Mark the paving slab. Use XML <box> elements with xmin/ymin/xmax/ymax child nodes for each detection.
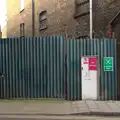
<box><xmin>0</xmin><ymin>100</ymin><xmax>120</xmax><ymax>116</ymax></box>
<box><xmin>76</xmin><ymin>101</ymin><xmax>120</xmax><ymax>116</ymax></box>
<box><xmin>95</xmin><ymin>101</ymin><xmax>112</xmax><ymax>112</ymax></box>
<box><xmin>86</xmin><ymin>101</ymin><xmax>99</xmax><ymax>109</ymax></box>
<box><xmin>76</xmin><ymin>101</ymin><xmax>88</xmax><ymax>109</ymax></box>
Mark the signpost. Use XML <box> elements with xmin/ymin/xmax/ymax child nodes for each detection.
<box><xmin>104</xmin><ymin>57</ymin><xmax>113</xmax><ymax>71</ymax></box>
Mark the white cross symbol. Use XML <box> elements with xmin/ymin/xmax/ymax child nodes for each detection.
<box><xmin>106</xmin><ymin>59</ymin><xmax>111</xmax><ymax>64</ymax></box>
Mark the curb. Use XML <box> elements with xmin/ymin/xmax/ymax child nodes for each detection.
<box><xmin>71</xmin><ymin>112</ymin><xmax>120</xmax><ymax>116</ymax></box>
<box><xmin>0</xmin><ymin>112</ymin><xmax>120</xmax><ymax>116</ymax></box>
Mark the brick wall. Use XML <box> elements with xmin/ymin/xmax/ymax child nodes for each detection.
<box><xmin>93</xmin><ymin>0</ymin><xmax>120</xmax><ymax>37</ymax></box>
<box><xmin>20</xmin><ymin>1</ymin><xmax>32</xmax><ymax>36</ymax></box>
<box><xmin>6</xmin><ymin>0</ymin><xmax>120</xmax><ymax>38</ymax></box>
<box><xmin>34</xmin><ymin>0</ymin><xmax>76</xmax><ymax>38</ymax></box>
<box><xmin>7</xmin><ymin>0</ymin><xmax>32</xmax><ymax>37</ymax></box>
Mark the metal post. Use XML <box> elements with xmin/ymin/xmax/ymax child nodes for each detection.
<box><xmin>90</xmin><ymin>0</ymin><xmax>93</xmax><ymax>39</ymax></box>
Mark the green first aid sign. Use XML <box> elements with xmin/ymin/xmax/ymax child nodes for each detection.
<box><xmin>104</xmin><ymin>57</ymin><xmax>113</xmax><ymax>71</ymax></box>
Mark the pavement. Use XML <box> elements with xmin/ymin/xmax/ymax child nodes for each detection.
<box><xmin>0</xmin><ymin>100</ymin><xmax>120</xmax><ymax>116</ymax></box>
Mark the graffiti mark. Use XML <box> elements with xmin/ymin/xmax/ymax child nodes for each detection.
<box><xmin>84</xmin><ymin>71</ymin><xmax>91</xmax><ymax>80</ymax></box>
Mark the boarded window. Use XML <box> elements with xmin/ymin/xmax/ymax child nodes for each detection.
<box><xmin>75</xmin><ymin>0</ymin><xmax>89</xmax><ymax>18</ymax></box>
<box><xmin>39</xmin><ymin>11</ymin><xmax>47</xmax><ymax>31</ymax></box>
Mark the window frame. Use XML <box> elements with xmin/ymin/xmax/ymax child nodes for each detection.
<box><xmin>74</xmin><ymin>0</ymin><xmax>89</xmax><ymax>18</ymax></box>
<box><xmin>39</xmin><ymin>10</ymin><xmax>48</xmax><ymax>31</ymax></box>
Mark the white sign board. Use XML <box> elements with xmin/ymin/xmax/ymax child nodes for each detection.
<box><xmin>81</xmin><ymin>56</ymin><xmax>98</xmax><ymax>100</ymax></box>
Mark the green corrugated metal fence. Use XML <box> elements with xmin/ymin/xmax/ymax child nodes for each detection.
<box><xmin>0</xmin><ymin>37</ymin><xmax>117</xmax><ymax>100</ymax></box>
<box><xmin>66</xmin><ymin>39</ymin><xmax>117</xmax><ymax>100</ymax></box>
<box><xmin>0</xmin><ymin>36</ymin><xmax>65</xmax><ymax>99</ymax></box>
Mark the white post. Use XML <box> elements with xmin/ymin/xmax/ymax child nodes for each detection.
<box><xmin>90</xmin><ymin>0</ymin><xmax>93</xmax><ymax>39</ymax></box>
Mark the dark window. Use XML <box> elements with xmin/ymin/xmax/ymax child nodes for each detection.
<box><xmin>39</xmin><ymin>11</ymin><xmax>47</xmax><ymax>31</ymax></box>
<box><xmin>74</xmin><ymin>0</ymin><xmax>89</xmax><ymax>18</ymax></box>
<box><xmin>20</xmin><ymin>23</ymin><xmax>25</xmax><ymax>37</ymax></box>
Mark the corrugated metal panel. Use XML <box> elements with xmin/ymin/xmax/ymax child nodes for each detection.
<box><xmin>99</xmin><ymin>39</ymin><xmax>117</xmax><ymax>100</ymax></box>
<box><xmin>66</xmin><ymin>38</ymin><xmax>117</xmax><ymax>100</ymax></box>
<box><xmin>66</xmin><ymin>40</ymin><xmax>82</xmax><ymax>100</ymax></box>
<box><xmin>0</xmin><ymin>37</ymin><xmax>117</xmax><ymax>100</ymax></box>
<box><xmin>0</xmin><ymin>36</ymin><xmax>65</xmax><ymax>99</ymax></box>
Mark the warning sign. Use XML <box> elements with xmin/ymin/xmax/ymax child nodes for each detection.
<box><xmin>88</xmin><ymin>57</ymin><xmax>97</xmax><ymax>70</ymax></box>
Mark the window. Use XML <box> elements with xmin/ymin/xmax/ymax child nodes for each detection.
<box><xmin>20</xmin><ymin>0</ymin><xmax>24</xmax><ymax>11</ymax></box>
<box><xmin>74</xmin><ymin>0</ymin><xmax>89</xmax><ymax>18</ymax></box>
<box><xmin>20</xmin><ymin>23</ymin><xmax>25</xmax><ymax>37</ymax></box>
<box><xmin>39</xmin><ymin>11</ymin><xmax>47</xmax><ymax>30</ymax></box>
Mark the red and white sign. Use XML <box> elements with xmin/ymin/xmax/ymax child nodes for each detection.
<box><xmin>82</xmin><ymin>57</ymin><xmax>97</xmax><ymax>70</ymax></box>
<box><xmin>88</xmin><ymin>57</ymin><xmax>97</xmax><ymax>70</ymax></box>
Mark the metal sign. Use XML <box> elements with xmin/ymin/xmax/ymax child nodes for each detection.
<box><xmin>104</xmin><ymin>57</ymin><xmax>113</xmax><ymax>71</ymax></box>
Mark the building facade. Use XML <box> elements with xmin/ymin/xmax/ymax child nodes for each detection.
<box><xmin>6</xmin><ymin>0</ymin><xmax>120</xmax><ymax>39</ymax></box>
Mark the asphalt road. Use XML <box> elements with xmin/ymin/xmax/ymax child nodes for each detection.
<box><xmin>0</xmin><ymin>117</ymin><xmax>94</xmax><ymax>120</ymax></box>
<box><xmin>0</xmin><ymin>118</ymin><xmax>33</xmax><ymax>120</ymax></box>
<box><xmin>0</xmin><ymin>118</ymin><xmax>86</xmax><ymax>120</ymax></box>
<box><xmin>0</xmin><ymin>118</ymin><xmax>91</xmax><ymax>120</ymax></box>
<box><xmin>0</xmin><ymin>118</ymin><xmax>51</xmax><ymax>120</ymax></box>
<box><xmin>0</xmin><ymin>118</ymin><xmax>37</xmax><ymax>120</ymax></box>
<box><xmin>0</xmin><ymin>116</ymin><xmax>120</xmax><ymax>120</ymax></box>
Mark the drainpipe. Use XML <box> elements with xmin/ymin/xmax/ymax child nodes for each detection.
<box><xmin>90</xmin><ymin>0</ymin><xmax>93</xmax><ymax>39</ymax></box>
<box><xmin>32</xmin><ymin>0</ymin><xmax>35</xmax><ymax>36</ymax></box>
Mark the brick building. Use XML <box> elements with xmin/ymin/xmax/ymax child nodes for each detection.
<box><xmin>3</xmin><ymin>0</ymin><xmax>120</xmax><ymax>99</ymax></box>
<box><xmin>5</xmin><ymin>0</ymin><xmax>120</xmax><ymax>39</ymax></box>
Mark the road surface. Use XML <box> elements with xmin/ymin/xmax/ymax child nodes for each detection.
<box><xmin>0</xmin><ymin>118</ymin><xmax>79</xmax><ymax>120</ymax></box>
<box><xmin>0</xmin><ymin>117</ymin><xmax>120</xmax><ymax>120</ymax></box>
<box><xmin>0</xmin><ymin>115</ymin><xmax>120</xmax><ymax>120</ymax></box>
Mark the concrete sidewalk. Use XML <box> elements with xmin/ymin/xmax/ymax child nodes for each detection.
<box><xmin>0</xmin><ymin>100</ymin><xmax>120</xmax><ymax>116</ymax></box>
